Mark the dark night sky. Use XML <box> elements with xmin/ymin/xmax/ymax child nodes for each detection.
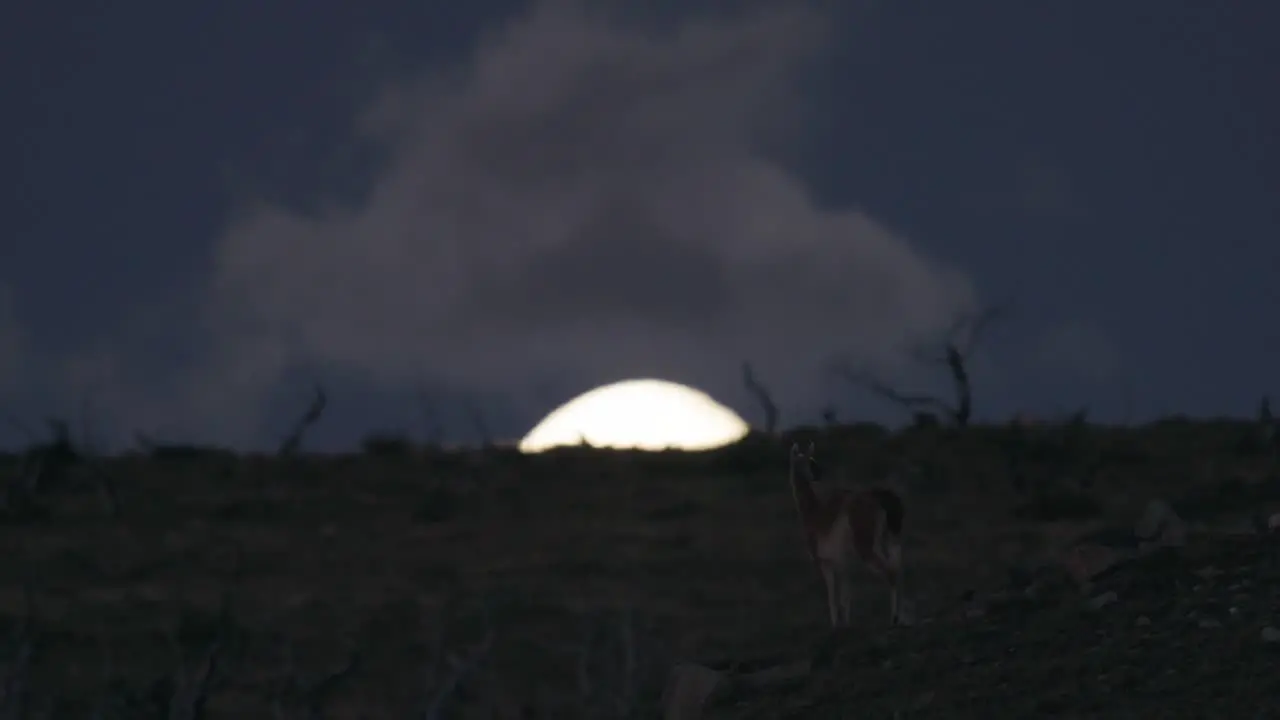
<box><xmin>3</xmin><ymin>0</ymin><xmax>1278</xmax><ymax>450</ymax></box>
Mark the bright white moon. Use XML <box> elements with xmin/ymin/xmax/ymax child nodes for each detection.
<box><xmin>518</xmin><ymin>378</ymin><xmax>750</xmax><ymax>453</ymax></box>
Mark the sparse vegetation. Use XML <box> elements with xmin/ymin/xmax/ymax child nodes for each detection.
<box><xmin>740</xmin><ymin>362</ymin><xmax>779</xmax><ymax>435</ymax></box>
<box><xmin>0</xmin><ymin>416</ymin><xmax>1278</xmax><ymax>715</ymax></box>
<box><xmin>360</xmin><ymin>431</ymin><xmax>415</xmax><ymax>458</ymax></box>
<box><xmin>831</xmin><ymin>305</ymin><xmax>1005</xmax><ymax>428</ymax></box>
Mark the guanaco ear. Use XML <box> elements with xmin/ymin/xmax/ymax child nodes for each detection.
<box><xmin>806</xmin><ymin>440</ymin><xmax>816</xmax><ymax>458</ymax></box>
<box><xmin>789</xmin><ymin>442</ymin><xmax>800</xmax><ymax>457</ymax></box>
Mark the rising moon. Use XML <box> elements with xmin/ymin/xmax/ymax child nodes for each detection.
<box><xmin>518</xmin><ymin>378</ymin><xmax>750</xmax><ymax>452</ymax></box>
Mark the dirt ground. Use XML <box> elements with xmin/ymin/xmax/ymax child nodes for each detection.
<box><xmin>0</xmin><ymin>419</ymin><xmax>1278</xmax><ymax>717</ymax></box>
<box><xmin>702</xmin><ymin>532</ymin><xmax>1280</xmax><ymax>719</ymax></box>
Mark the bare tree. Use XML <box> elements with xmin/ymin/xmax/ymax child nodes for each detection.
<box><xmin>271</xmin><ymin>642</ymin><xmax>359</xmax><ymax>719</ymax></box>
<box><xmin>741</xmin><ymin>362</ymin><xmax>779</xmax><ymax>434</ymax></box>
<box><xmin>831</xmin><ymin>305</ymin><xmax>1004</xmax><ymax>428</ymax></box>
<box><xmin>278</xmin><ymin>385</ymin><xmax>327</xmax><ymax>457</ymax></box>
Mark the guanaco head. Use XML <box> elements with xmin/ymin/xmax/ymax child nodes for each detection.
<box><xmin>789</xmin><ymin>441</ymin><xmax>822</xmax><ymax>483</ymax></box>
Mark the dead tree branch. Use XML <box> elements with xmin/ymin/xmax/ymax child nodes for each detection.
<box><xmin>741</xmin><ymin>363</ymin><xmax>779</xmax><ymax>434</ymax></box>
<box><xmin>271</xmin><ymin>642</ymin><xmax>359</xmax><ymax>720</ymax></box>
<box><xmin>829</xmin><ymin>366</ymin><xmax>956</xmax><ymax>420</ymax></box>
<box><xmin>421</xmin><ymin>599</ymin><xmax>496</xmax><ymax>720</ymax></box>
<box><xmin>832</xmin><ymin>304</ymin><xmax>1005</xmax><ymax>427</ymax></box>
<box><xmin>549</xmin><ymin>607</ymin><xmax>648</xmax><ymax>719</ymax></box>
<box><xmin>278</xmin><ymin>385</ymin><xmax>327</xmax><ymax>457</ymax></box>
<box><xmin>163</xmin><ymin>592</ymin><xmax>231</xmax><ymax>720</ymax></box>
<box><xmin>167</xmin><ymin>631</ymin><xmax>221</xmax><ymax>720</ymax></box>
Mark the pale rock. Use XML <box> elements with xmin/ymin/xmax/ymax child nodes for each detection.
<box><xmin>1136</xmin><ymin>499</ymin><xmax>1187</xmax><ymax>546</ymax></box>
<box><xmin>1086</xmin><ymin>591</ymin><xmax>1118</xmax><ymax>610</ymax></box>
<box><xmin>662</xmin><ymin>663</ymin><xmax>724</xmax><ymax>720</ymax></box>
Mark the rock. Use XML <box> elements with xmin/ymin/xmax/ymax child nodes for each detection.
<box><xmin>662</xmin><ymin>663</ymin><xmax>725</xmax><ymax>720</ymax></box>
<box><xmin>909</xmin><ymin>690</ymin><xmax>936</xmax><ymax>710</ymax></box>
<box><xmin>1136</xmin><ymin>499</ymin><xmax>1187</xmax><ymax>546</ymax></box>
<box><xmin>1135</xmin><ymin>616</ymin><xmax>1151</xmax><ymax>626</ymax></box>
<box><xmin>1086</xmin><ymin>591</ymin><xmax>1118</xmax><ymax>610</ymax></box>
<box><xmin>1197</xmin><ymin>618</ymin><xmax>1222</xmax><ymax>629</ymax></box>
<box><xmin>1063</xmin><ymin>543</ymin><xmax>1132</xmax><ymax>584</ymax></box>
<box><xmin>1261</xmin><ymin>627</ymin><xmax>1280</xmax><ymax>644</ymax></box>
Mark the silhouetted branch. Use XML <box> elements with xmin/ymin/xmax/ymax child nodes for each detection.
<box><xmin>272</xmin><ymin>641</ymin><xmax>359</xmax><ymax>719</ymax></box>
<box><xmin>162</xmin><ymin>592</ymin><xmax>231</xmax><ymax>720</ymax></box>
<box><xmin>421</xmin><ymin>597</ymin><xmax>496</xmax><ymax>720</ymax></box>
<box><xmin>832</xmin><ymin>304</ymin><xmax>1006</xmax><ymax>427</ymax></box>
<box><xmin>544</xmin><ymin>606</ymin><xmax>651</xmax><ymax>719</ymax></box>
<box><xmin>741</xmin><ymin>362</ymin><xmax>779</xmax><ymax>434</ymax></box>
<box><xmin>830</xmin><ymin>365</ymin><xmax>957</xmax><ymax>421</ymax></box>
<box><xmin>278</xmin><ymin>385</ymin><xmax>327</xmax><ymax>457</ymax></box>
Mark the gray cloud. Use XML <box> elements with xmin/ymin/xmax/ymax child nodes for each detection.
<box><xmin>116</xmin><ymin>0</ymin><xmax>978</xmax><ymax>443</ymax></box>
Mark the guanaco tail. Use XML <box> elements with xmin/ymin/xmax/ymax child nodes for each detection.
<box><xmin>789</xmin><ymin>441</ymin><xmax>912</xmax><ymax>628</ymax></box>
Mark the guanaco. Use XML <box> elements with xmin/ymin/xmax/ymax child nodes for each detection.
<box><xmin>788</xmin><ymin>441</ymin><xmax>912</xmax><ymax>628</ymax></box>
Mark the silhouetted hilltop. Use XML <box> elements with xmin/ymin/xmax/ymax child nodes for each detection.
<box><xmin>0</xmin><ymin>418</ymin><xmax>1277</xmax><ymax>716</ymax></box>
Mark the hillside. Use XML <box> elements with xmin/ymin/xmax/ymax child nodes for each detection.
<box><xmin>672</xmin><ymin>531</ymin><xmax>1280</xmax><ymax>719</ymax></box>
<box><xmin>0</xmin><ymin>419</ymin><xmax>1278</xmax><ymax>717</ymax></box>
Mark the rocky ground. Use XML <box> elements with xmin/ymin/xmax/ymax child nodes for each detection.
<box><xmin>1</xmin><ymin>421</ymin><xmax>1279</xmax><ymax>717</ymax></box>
<box><xmin>669</xmin><ymin>524</ymin><xmax>1280</xmax><ymax>719</ymax></box>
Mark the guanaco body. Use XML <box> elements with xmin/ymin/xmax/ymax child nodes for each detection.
<box><xmin>789</xmin><ymin>442</ymin><xmax>911</xmax><ymax>628</ymax></box>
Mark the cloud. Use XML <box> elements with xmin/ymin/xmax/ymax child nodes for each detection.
<box><xmin>1030</xmin><ymin>321</ymin><xmax>1121</xmax><ymax>383</ymax></box>
<box><xmin>157</xmin><ymin>0</ymin><xmax>978</xmax><ymax>442</ymax></box>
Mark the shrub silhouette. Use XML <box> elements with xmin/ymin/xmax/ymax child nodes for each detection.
<box><xmin>360</xmin><ymin>432</ymin><xmax>414</xmax><ymax>457</ymax></box>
